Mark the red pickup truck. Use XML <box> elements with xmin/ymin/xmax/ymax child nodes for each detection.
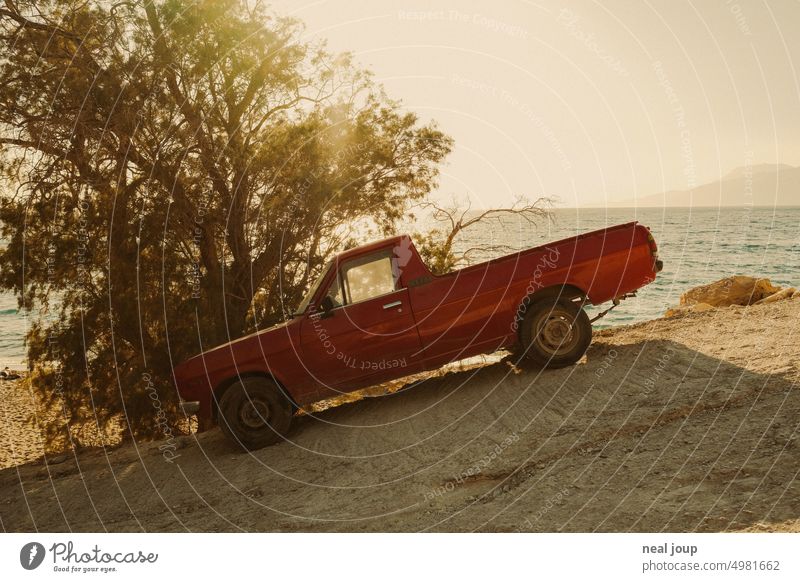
<box><xmin>174</xmin><ymin>222</ymin><xmax>661</xmax><ymax>449</ymax></box>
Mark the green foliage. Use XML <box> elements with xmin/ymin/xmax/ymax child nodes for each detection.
<box><xmin>0</xmin><ymin>0</ymin><xmax>452</xmax><ymax>443</ymax></box>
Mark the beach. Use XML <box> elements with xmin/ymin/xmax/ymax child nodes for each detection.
<box><xmin>1</xmin><ymin>296</ymin><xmax>798</xmax><ymax>532</ymax></box>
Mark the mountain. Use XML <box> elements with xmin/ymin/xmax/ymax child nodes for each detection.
<box><xmin>722</xmin><ymin>163</ymin><xmax>796</xmax><ymax>181</ymax></box>
<box><xmin>610</xmin><ymin>163</ymin><xmax>800</xmax><ymax>207</ymax></box>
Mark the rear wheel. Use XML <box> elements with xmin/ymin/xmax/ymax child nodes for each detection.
<box><xmin>218</xmin><ymin>377</ymin><xmax>293</xmax><ymax>450</ymax></box>
<box><xmin>519</xmin><ymin>298</ymin><xmax>592</xmax><ymax>368</ymax></box>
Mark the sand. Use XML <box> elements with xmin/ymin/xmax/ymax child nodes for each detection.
<box><xmin>0</xmin><ymin>374</ymin><xmax>47</xmax><ymax>470</ymax></box>
<box><xmin>1</xmin><ymin>299</ymin><xmax>798</xmax><ymax>532</ymax></box>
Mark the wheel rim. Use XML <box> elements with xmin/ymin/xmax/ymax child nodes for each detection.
<box><xmin>532</xmin><ymin>306</ymin><xmax>580</xmax><ymax>356</ymax></box>
<box><xmin>239</xmin><ymin>397</ymin><xmax>271</xmax><ymax>429</ymax></box>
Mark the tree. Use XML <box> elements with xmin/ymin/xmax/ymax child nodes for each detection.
<box><xmin>0</xmin><ymin>0</ymin><xmax>452</xmax><ymax>444</ymax></box>
<box><xmin>413</xmin><ymin>195</ymin><xmax>554</xmax><ymax>274</ymax></box>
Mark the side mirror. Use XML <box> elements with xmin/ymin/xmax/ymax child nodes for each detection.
<box><xmin>319</xmin><ymin>295</ymin><xmax>335</xmax><ymax>316</ymax></box>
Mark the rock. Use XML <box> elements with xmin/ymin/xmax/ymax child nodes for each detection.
<box><xmin>793</xmin><ymin>289</ymin><xmax>800</xmax><ymax>299</ymax></box>
<box><xmin>755</xmin><ymin>287</ymin><xmax>796</xmax><ymax>305</ymax></box>
<box><xmin>679</xmin><ymin>276</ymin><xmax>781</xmax><ymax>307</ymax></box>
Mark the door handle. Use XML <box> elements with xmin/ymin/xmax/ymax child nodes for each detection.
<box><xmin>383</xmin><ymin>300</ymin><xmax>402</xmax><ymax>309</ymax></box>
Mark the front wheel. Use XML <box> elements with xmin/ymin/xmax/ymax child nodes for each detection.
<box><xmin>519</xmin><ymin>298</ymin><xmax>592</xmax><ymax>368</ymax></box>
<box><xmin>217</xmin><ymin>377</ymin><xmax>293</xmax><ymax>450</ymax></box>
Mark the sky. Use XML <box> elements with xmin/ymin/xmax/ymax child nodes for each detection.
<box><xmin>268</xmin><ymin>0</ymin><xmax>800</xmax><ymax>207</ymax></box>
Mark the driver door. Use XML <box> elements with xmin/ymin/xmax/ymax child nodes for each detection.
<box><xmin>300</xmin><ymin>249</ymin><xmax>422</xmax><ymax>395</ymax></box>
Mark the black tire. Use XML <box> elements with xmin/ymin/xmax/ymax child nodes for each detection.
<box><xmin>519</xmin><ymin>298</ymin><xmax>592</xmax><ymax>368</ymax></box>
<box><xmin>217</xmin><ymin>377</ymin><xmax>293</xmax><ymax>450</ymax></box>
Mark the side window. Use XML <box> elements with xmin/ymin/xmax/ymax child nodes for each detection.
<box><xmin>342</xmin><ymin>252</ymin><xmax>398</xmax><ymax>304</ymax></box>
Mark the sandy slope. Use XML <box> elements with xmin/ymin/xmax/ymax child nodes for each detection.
<box><xmin>1</xmin><ymin>300</ymin><xmax>798</xmax><ymax>532</ymax></box>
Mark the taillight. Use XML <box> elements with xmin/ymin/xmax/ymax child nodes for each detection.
<box><xmin>646</xmin><ymin>229</ymin><xmax>663</xmax><ymax>272</ymax></box>
<box><xmin>646</xmin><ymin>231</ymin><xmax>658</xmax><ymax>257</ymax></box>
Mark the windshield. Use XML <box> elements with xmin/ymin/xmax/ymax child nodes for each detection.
<box><xmin>293</xmin><ymin>261</ymin><xmax>332</xmax><ymax>316</ymax></box>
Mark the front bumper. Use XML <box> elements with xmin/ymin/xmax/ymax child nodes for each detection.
<box><xmin>179</xmin><ymin>399</ymin><xmax>201</xmax><ymax>415</ymax></box>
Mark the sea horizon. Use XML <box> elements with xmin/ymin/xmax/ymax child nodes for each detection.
<box><xmin>2</xmin><ymin>205</ymin><xmax>799</xmax><ymax>369</ymax></box>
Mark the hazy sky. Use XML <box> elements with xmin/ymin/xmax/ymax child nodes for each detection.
<box><xmin>269</xmin><ymin>0</ymin><xmax>800</xmax><ymax>207</ymax></box>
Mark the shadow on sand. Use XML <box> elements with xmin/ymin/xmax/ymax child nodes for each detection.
<box><xmin>1</xmin><ymin>338</ymin><xmax>797</xmax><ymax>532</ymax></box>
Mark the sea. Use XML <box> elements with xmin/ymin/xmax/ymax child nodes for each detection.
<box><xmin>1</xmin><ymin>206</ymin><xmax>798</xmax><ymax>368</ymax></box>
